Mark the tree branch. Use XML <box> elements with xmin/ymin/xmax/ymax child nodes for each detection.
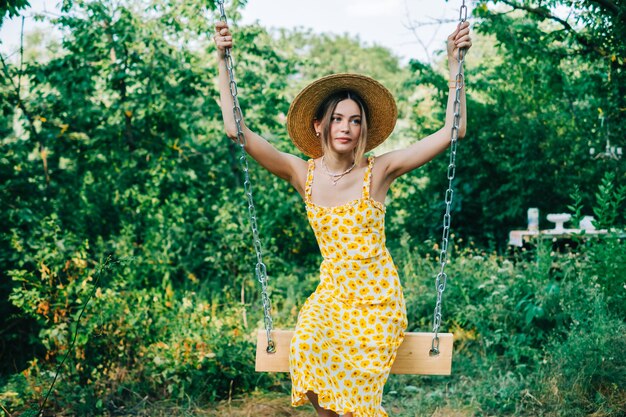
<box><xmin>589</xmin><ymin>0</ymin><xmax>619</xmax><ymax>15</ymax></box>
<box><xmin>497</xmin><ymin>0</ymin><xmax>612</xmax><ymax>61</ymax></box>
<box><xmin>500</xmin><ymin>0</ymin><xmax>573</xmax><ymax>29</ymax></box>
<box><xmin>402</xmin><ymin>0</ymin><xmax>451</xmax><ymax>64</ymax></box>
<box><xmin>0</xmin><ymin>38</ymin><xmax>51</xmax><ymax>184</ymax></box>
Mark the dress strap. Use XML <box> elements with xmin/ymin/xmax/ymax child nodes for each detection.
<box><xmin>362</xmin><ymin>156</ymin><xmax>375</xmax><ymax>200</ymax></box>
<box><xmin>305</xmin><ymin>159</ymin><xmax>315</xmax><ymax>202</ymax></box>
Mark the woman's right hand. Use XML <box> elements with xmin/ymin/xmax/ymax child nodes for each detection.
<box><xmin>214</xmin><ymin>21</ymin><xmax>233</xmax><ymax>59</ymax></box>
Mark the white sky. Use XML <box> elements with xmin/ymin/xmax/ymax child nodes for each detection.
<box><xmin>239</xmin><ymin>0</ymin><xmax>473</xmax><ymax>62</ymax></box>
<box><xmin>0</xmin><ymin>0</ymin><xmax>474</xmax><ymax>63</ymax></box>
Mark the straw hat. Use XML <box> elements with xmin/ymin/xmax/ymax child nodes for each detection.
<box><xmin>287</xmin><ymin>73</ymin><xmax>397</xmax><ymax>158</ymax></box>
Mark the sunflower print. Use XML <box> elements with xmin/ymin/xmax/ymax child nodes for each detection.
<box><xmin>290</xmin><ymin>156</ymin><xmax>408</xmax><ymax>417</ymax></box>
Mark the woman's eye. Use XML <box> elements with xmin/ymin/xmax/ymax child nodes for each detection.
<box><xmin>332</xmin><ymin>117</ymin><xmax>342</xmax><ymax>123</ymax></box>
<box><xmin>351</xmin><ymin>119</ymin><xmax>361</xmax><ymax>125</ymax></box>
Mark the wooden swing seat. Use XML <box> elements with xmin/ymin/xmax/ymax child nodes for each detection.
<box><xmin>255</xmin><ymin>329</ymin><xmax>453</xmax><ymax>375</ymax></box>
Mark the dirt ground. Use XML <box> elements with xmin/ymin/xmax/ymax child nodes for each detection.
<box><xmin>207</xmin><ymin>394</ymin><xmax>473</xmax><ymax>417</ymax></box>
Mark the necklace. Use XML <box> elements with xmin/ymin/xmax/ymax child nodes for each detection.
<box><xmin>321</xmin><ymin>156</ymin><xmax>356</xmax><ymax>186</ymax></box>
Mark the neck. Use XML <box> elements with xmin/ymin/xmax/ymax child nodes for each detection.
<box><xmin>322</xmin><ymin>153</ymin><xmax>355</xmax><ymax>172</ymax></box>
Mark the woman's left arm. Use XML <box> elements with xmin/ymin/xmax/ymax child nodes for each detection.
<box><xmin>380</xmin><ymin>21</ymin><xmax>472</xmax><ymax>181</ymax></box>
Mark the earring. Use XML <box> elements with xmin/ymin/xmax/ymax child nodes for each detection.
<box><xmin>315</xmin><ymin>132</ymin><xmax>320</xmax><ymax>137</ymax></box>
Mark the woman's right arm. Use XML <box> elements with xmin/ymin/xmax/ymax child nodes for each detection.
<box><xmin>214</xmin><ymin>22</ymin><xmax>306</xmax><ymax>190</ymax></box>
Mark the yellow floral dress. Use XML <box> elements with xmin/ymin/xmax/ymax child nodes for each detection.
<box><xmin>290</xmin><ymin>156</ymin><xmax>408</xmax><ymax>417</ymax></box>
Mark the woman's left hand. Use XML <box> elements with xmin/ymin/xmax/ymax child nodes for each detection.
<box><xmin>447</xmin><ymin>21</ymin><xmax>472</xmax><ymax>59</ymax></box>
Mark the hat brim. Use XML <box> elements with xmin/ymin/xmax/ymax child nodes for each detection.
<box><xmin>287</xmin><ymin>73</ymin><xmax>397</xmax><ymax>159</ymax></box>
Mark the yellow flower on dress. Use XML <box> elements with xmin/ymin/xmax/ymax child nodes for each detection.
<box><xmin>290</xmin><ymin>157</ymin><xmax>407</xmax><ymax>417</ymax></box>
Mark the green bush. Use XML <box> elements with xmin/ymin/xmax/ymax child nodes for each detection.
<box><xmin>540</xmin><ymin>307</ymin><xmax>626</xmax><ymax>417</ymax></box>
<box><xmin>384</xmin><ymin>223</ymin><xmax>625</xmax><ymax>416</ymax></box>
<box><xmin>2</xmin><ymin>215</ymin><xmax>271</xmax><ymax>413</ymax></box>
<box><xmin>1</xmin><ymin>1</ymin><xmax>625</xmax><ymax>416</ymax></box>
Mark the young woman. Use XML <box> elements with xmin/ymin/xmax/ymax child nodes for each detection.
<box><xmin>214</xmin><ymin>21</ymin><xmax>471</xmax><ymax>417</ymax></box>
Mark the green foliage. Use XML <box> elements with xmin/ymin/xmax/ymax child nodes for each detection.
<box><xmin>2</xmin><ymin>281</ymin><xmax>265</xmax><ymax>412</ymax></box>
<box><xmin>0</xmin><ymin>0</ymin><xmax>30</xmax><ymax>24</ymax></box>
<box><xmin>384</xmin><ymin>230</ymin><xmax>626</xmax><ymax>416</ymax></box>
<box><xmin>276</xmin><ymin>29</ymin><xmax>408</xmax><ymax>97</ymax></box>
<box><xmin>393</xmin><ymin>0</ymin><xmax>625</xmax><ymax>247</ymax></box>
<box><xmin>542</xmin><ymin>307</ymin><xmax>626</xmax><ymax>417</ymax></box>
<box><xmin>2</xmin><ymin>215</ymin><xmax>269</xmax><ymax>412</ymax></box>
<box><xmin>567</xmin><ymin>185</ymin><xmax>584</xmax><ymax>227</ymax></box>
<box><xmin>1</xmin><ymin>0</ymin><xmax>625</xmax><ymax>415</ymax></box>
<box><xmin>591</xmin><ymin>171</ymin><xmax>626</xmax><ymax>229</ymax></box>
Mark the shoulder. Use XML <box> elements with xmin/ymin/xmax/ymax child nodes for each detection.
<box><xmin>286</xmin><ymin>154</ymin><xmax>311</xmax><ymax>196</ymax></box>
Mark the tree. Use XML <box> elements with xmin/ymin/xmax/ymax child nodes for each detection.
<box><xmin>395</xmin><ymin>0</ymin><xmax>625</xmax><ymax>247</ymax></box>
<box><xmin>0</xmin><ymin>0</ymin><xmax>293</xmax><ymax>382</ymax></box>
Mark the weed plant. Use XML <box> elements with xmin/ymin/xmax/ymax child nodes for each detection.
<box><xmin>1</xmin><ymin>178</ymin><xmax>624</xmax><ymax>416</ymax></box>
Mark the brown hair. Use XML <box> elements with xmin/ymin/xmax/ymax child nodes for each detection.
<box><xmin>314</xmin><ymin>90</ymin><xmax>369</xmax><ymax>164</ymax></box>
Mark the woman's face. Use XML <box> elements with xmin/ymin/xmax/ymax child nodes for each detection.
<box><xmin>327</xmin><ymin>99</ymin><xmax>362</xmax><ymax>155</ymax></box>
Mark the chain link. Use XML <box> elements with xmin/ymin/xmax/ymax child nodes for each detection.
<box><xmin>430</xmin><ymin>0</ymin><xmax>467</xmax><ymax>356</ymax></box>
<box><xmin>216</xmin><ymin>0</ymin><xmax>275</xmax><ymax>354</ymax></box>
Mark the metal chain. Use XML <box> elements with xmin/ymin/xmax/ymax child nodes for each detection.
<box><xmin>216</xmin><ymin>0</ymin><xmax>275</xmax><ymax>354</ymax></box>
<box><xmin>430</xmin><ymin>0</ymin><xmax>467</xmax><ymax>356</ymax></box>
